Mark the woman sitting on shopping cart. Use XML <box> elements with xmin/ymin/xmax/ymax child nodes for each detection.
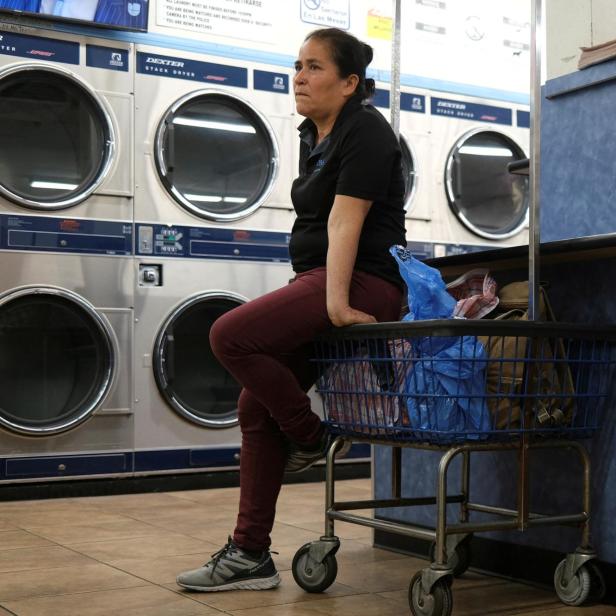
<box><xmin>177</xmin><ymin>26</ymin><xmax>407</xmax><ymax>593</ymax></box>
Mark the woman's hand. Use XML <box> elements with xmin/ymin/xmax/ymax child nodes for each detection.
<box><xmin>328</xmin><ymin>304</ymin><xmax>377</xmax><ymax>327</ymax></box>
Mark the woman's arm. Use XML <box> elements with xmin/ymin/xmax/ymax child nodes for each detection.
<box><xmin>326</xmin><ymin>194</ymin><xmax>376</xmax><ymax>327</ymax></box>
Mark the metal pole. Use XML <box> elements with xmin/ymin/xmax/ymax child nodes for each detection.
<box><xmin>529</xmin><ymin>0</ymin><xmax>542</xmax><ymax>320</ymax></box>
<box><xmin>390</xmin><ymin>0</ymin><xmax>402</xmax><ymax>139</ymax></box>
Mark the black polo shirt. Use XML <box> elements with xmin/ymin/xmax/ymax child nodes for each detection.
<box><xmin>289</xmin><ymin>97</ymin><xmax>406</xmax><ymax>288</ymax></box>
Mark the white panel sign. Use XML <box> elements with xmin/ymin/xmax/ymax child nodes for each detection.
<box><xmin>156</xmin><ymin>0</ymin><xmax>282</xmax><ymax>44</ymax></box>
<box><xmin>300</xmin><ymin>0</ymin><xmax>350</xmax><ymax>30</ymax></box>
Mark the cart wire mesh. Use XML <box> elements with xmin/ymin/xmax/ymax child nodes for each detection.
<box><xmin>314</xmin><ymin>320</ymin><xmax>616</xmax><ymax>445</ymax></box>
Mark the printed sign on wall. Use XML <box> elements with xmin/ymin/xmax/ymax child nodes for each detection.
<box><xmin>300</xmin><ymin>0</ymin><xmax>350</xmax><ymax>30</ymax></box>
<box><xmin>157</xmin><ymin>0</ymin><xmax>281</xmax><ymax>44</ymax></box>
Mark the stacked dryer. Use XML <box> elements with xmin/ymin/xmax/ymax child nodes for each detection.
<box><xmin>132</xmin><ymin>43</ymin><xmax>296</xmax><ymax>474</ymax></box>
<box><xmin>427</xmin><ymin>91</ymin><xmax>530</xmax><ymax>253</ymax></box>
<box><xmin>0</xmin><ymin>24</ymin><xmax>134</xmax><ymax>482</ymax></box>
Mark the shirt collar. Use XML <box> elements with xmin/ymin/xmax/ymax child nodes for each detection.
<box><xmin>297</xmin><ymin>96</ymin><xmax>364</xmax><ymax>145</ymax></box>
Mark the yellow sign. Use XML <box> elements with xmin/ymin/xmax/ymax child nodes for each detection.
<box><xmin>367</xmin><ymin>10</ymin><xmax>392</xmax><ymax>41</ymax></box>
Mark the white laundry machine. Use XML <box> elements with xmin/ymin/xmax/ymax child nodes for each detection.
<box><xmin>427</xmin><ymin>91</ymin><xmax>530</xmax><ymax>256</ymax></box>
<box><xmin>0</xmin><ymin>22</ymin><xmax>136</xmax><ymax>483</ymax></box>
<box><xmin>132</xmin><ymin>43</ymin><xmax>297</xmax><ymax>474</ymax></box>
<box><xmin>0</xmin><ymin>241</ymin><xmax>134</xmax><ymax>484</ymax></box>
<box><xmin>0</xmin><ymin>23</ymin><xmax>133</xmax><ymax>220</ymax></box>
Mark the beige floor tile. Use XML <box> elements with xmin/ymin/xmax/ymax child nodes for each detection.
<box><xmin>0</xmin><ymin>562</ymin><xmax>144</xmax><ymax>601</ymax></box>
<box><xmin>3</xmin><ymin>509</ymin><xmax>128</xmax><ymax>528</ymax></box>
<box><xmin>334</xmin><ymin>554</ymin><xmax>426</xmax><ymax>592</ymax></box>
<box><xmin>73</xmin><ymin>492</ymin><xmax>199</xmax><ymax>511</ymax></box>
<box><xmin>117</xmin><ymin>503</ymin><xmax>237</xmax><ymax>527</ymax></box>
<box><xmin>2</xmin><ymin>585</ymin><xmax>223</xmax><ymax>616</ymax></box>
<box><xmin>0</xmin><ymin>607</ymin><xmax>13</xmax><ymax>615</ymax></box>
<box><xmin>0</xmin><ymin>520</ymin><xmax>18</xmax><ymax>532</ymax></box>
<box><xmin>0</xmin><ymin>530</ymin><xmax>55</xmax><ymax>550</ymax></box>
<box><xmin>108</xmin><ymin>551</ymin><xmax>218</xmax><ymax>585</ymax></box>
<box><xmin>379</xmin><ymin>580</ymin><xmax>560</xmax><ymax>615</ymax></box>
<box><xmin>68</xmin><ymin>532</ymin><xmax>219</xmax><ymax>562</ymax></box>
<box><xmin>293</xmin><ymin>519</ymin><xmax>374</xmax><ymax>542</ymax></box>
<box><xmin>0</xmin><ymin>545</ymin><xmax>96</xmax><ymax>574</ymax></box>
<box><xmin>24</xmin><ymin>519</ymin><xmax>165</xmax><ymax>545</ymax></box>
<box><xmin>169</xmin><ymin>570</ymin><xmax>360</xmax><ymax>612</ymax></box>
<box><xmin>227</xmin><ymin>592</ymin><xmax>402</xmax><ymax>616</ymax></box>
<box><xmin>272</xmin><ymin>538</ymin><xmax>410</xmax><ymax>573</ymax></box>
<box><xmin>518</xmin><ymin>605</ymin><xmax>616</xmax><ymax>615</ymax></box>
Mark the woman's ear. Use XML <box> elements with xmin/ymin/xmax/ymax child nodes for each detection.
<box><xmin>343</xmin><ymin>74</ymin><xmax>359</xmax><ymax>96</ymax></box>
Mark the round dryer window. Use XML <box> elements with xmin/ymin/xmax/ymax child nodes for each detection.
<box><xmin>0</xmin><ymin>289</ymin><xmax>115</xmax><ymax>435</ymax></box>
<box><xmin>445</xmin><ymin>130</ymin><xmax>529</xmax><ymax>239</ymax></box>
<box><xmin>0</xmin><ymin>65</ymin><xmax>115</xmax><ymax>210</ymax></box>
<box><xmin>155</xmin><ymin>90</ymin><xmax>279</xmax><ymax>222</ymax></box>
<box><xmin>400</xmin><ymin>136</ymin><xmax>417</xmax><ymax>212</ymax></box>
<box><xmin>153</xmin><ymin>293</ymin><xmax>244</xmax><ymax>428</ymax></box>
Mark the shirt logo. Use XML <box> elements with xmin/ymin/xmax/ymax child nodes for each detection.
<box><xmin>312</xmin><ymin>158</ymin><xmax>326</xmax><ymax>173</ymax></box>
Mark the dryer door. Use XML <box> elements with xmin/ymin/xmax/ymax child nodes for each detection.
<box><xmin>155</xmin><ymin>90</ymin><xmax>279</xmax><ymax>223</ymax></box>
<box><xmin>445</xmin><ymin>129</ymin><xmax>529</xmax><ymax>240</ymax></box>
<box><xmin>0</xmin><ymin>288</ymin><xmax>115</xmax><ymax>435</ymax></box>
<box><xmin>153</xmin><ymin>292</ymin><xmax>243</xmax><ymax>428</ymax></box>
<box><xmin>400</xmin><ymin>135</ymin><xmax>417</xmax><ymax>213</ymax></box>
<box><xmin>0</xmin><ymin>64</ymin><xmax>115</xmax><ymax>210</ymax></box>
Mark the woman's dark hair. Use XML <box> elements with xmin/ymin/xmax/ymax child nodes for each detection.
<box><xmin>305</xmin><ymin>28</ymin><xmax>376</xmax><ymax>101</ymax></box>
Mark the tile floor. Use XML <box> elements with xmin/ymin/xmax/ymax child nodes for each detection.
<box><xmin>0</xmin><ymin>478</ymin><xmax>614</xmax><ymax>615</ymax></box>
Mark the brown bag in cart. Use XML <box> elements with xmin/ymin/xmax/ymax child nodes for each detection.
<box><xmin>478</xmin><ymin>282</ymin><xmax>575</xmax><ymax>430</ymax></box>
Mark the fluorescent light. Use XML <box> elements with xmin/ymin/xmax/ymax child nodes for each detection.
<box><xmin>30</xmin><ymin>181</ymin><xmax>79</xmax><ymax>190</ymax></box>
<box><xmin>458</xmin><ymin>146</ymin><xmax>513</xmax><ymax>157</ymax></box>
<box><xmin>184</xmin><ymin>194</ymin><xmax>222</xmax><ymax>202</ymax></box>
<box><xmin>173</xmin><ymin>117</ymin><xmax>256</xmax><ymax>134</ymax></box>
<box><xmin>184</xmin><ymin>194</ymin><xmax>248</xmax><ymax>204</ymax></box>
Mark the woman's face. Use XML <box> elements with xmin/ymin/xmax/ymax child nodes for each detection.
<box><xmin>293</xmin><ymin>37</ymin><xmax>357</xmax><ymax>123</ymax></box>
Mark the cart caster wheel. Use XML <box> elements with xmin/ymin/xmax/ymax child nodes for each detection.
<box><xmin>292</xmin><ymin>543</ymin><xmax>338</xmax><ymax>593</ymax></box>
<box><xmin>554</xmin><ymin>559</ymin><xmax>592</xmax><ymax>606</ymax></box>
<box><xmin>587</xmin><ymin>560</ymin><xmax>606</xmax><ymax>603</ymax></box>
<box><xmin>429</xmin><ymin>537</ymin><xmax>471</xmax><ymax>577</ymax></box>
<box><xmin>409</xmin><ymin>572</ymin><xmax>453</xmax><ymax>616</ymax></box>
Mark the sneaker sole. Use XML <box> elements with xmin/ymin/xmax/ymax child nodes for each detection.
<box><xmin>177</xmin><ymin>572</ymin><xmax>281</xmax><ymax>592</ymax></box>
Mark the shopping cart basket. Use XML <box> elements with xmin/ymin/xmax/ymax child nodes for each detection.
<box><xmin>291</xmin><ymin>319</ymin><xmax>616</xmax><ymax>616</ymax></box>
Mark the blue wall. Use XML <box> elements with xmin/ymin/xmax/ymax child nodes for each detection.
<box><xmin>540</xmin><ymin>59</ymin><xmax>616</xmax><ymax>242</ymax></box>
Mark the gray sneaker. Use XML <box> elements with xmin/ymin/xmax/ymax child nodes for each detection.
<box><xmin>176</xmin><ymin>537</ymin><xmax>280</xmax><ymax>592</ymax></box>
<box><xmin>285</xmin><ymin>433</ymin><xmax>351</xmax><ymax>473</ymax></box>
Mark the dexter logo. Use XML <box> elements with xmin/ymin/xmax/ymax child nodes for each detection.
<box><xmin>28</xmin><ymin>49</ymin><xmax>55</xmax><ymax>57</ymax></box>
<box><xmin>146</xmin><ymin>57</ymin><xmax>184</xmax><ymax>68</ymax></box>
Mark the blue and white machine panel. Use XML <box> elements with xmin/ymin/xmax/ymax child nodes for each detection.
<box><xmin>86</xmin><ymin>44</ymin><xmax>129</xmax><ymax>72</ymax></box>
<box><xmin>136</xmin><ymin>51</ymin><xmax>247</xmax><ymax>87</ymax></box>
<box><xmin>0</xmin><ymin>30</ymin><xmax>79</xmax><ymax>64</ymax></box>
<box><xmin>0</xmin><ymin>214</ymin><xmax>133</xmax><ymax>255</ymax></box>
<box><xmin>371</xmin><ymin>89</ymin><xmax>426</xmax><ymax>114</ymax></box>
<box><xmin>136</xmin><ymin>223</ymin><xmax>291</xmax><ymax>263</ymax></box>
<box><xmin>431</xmin><ymin>96</ymin><xmax>512</xmax><ymax>125</ymax></box>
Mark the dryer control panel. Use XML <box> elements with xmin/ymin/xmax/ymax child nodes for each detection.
<box><xmin>136</xmin><ymin>223</ymin><xmax>291</xmax><ymax>263</ymax></box>
<box><xmin>0</xmin><ymin>214</ymin><xmax>133</xmax><ymax>256</ymax></box>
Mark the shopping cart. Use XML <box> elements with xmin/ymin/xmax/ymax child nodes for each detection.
<box><xmin>290</xmin><ymin>319</ymin><xmax>616</xmax><ymax>616</ymax></box>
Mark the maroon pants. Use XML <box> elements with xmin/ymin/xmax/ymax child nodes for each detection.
<box><xmin>209</xmin><ymin>266</ymin><xmax>402</xmax><ymax>551</ymax></box>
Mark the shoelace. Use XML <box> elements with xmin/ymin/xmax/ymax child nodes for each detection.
<box><xmin>207</xmin><ymin>536</ymin><xmax>236</xmax><ymax>574</ymax></box>
<box><xmin>205</xmin><ymin>537</ymin><xmax>278</xmax><ymax>573</ymax></box>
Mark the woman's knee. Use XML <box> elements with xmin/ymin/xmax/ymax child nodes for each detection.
<box><xmin>209</xmin><ymin>309</ymin><xmax>239</xmax><ymax>360</ymax></box>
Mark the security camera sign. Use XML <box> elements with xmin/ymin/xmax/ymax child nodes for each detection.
<box><xmin>300</xmin><ymin>0</ymin><xmax>350</xmax><ymax>30</ymax></box>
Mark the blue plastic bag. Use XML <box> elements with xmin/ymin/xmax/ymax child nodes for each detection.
<box><xmin>390</xmin><ymin>246</ymin><xmax>490</xmax><ymax>436</ymax></box>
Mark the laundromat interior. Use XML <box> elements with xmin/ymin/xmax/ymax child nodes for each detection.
<box><xmin>2</xmin><ymin>1</ymin><xmax>616</xmax><ymax>614</ymax></box>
